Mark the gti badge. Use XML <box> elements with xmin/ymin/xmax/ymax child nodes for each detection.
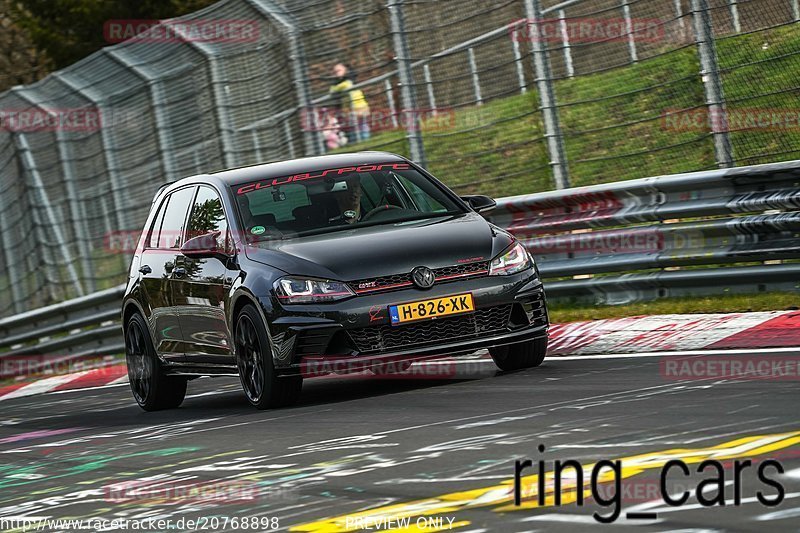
<box><xmin>411</xmin><ymin>266</ymin><xmax>435</xmax><ymax>289</ymax></box>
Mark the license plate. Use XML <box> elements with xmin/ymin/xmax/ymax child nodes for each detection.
<box><xmin>389</xmin><ymin>293</ymin><xmax>475</xmax><ymax>325</ymax></box>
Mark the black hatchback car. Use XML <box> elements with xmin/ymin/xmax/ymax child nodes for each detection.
<box><xmin>122</xmin><ymin>152</ymin><xmax>549</xmax><ymax>410</ymax></box>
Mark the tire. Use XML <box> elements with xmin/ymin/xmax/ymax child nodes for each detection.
<box><xmin>235</xmin><ymin>304</ymin><xmax>302</xmax><ymax>409</ymax></box>
<box><xmin>489</xmin><ymin>336</ymin><xmax>548</xmax><ymax>372</ymax></box>
<box><xmin>125</xmin><ymin>313</ymin><xmax>188</xmax><ymax>411</ymax></box>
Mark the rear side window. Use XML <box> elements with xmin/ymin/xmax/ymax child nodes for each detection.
<box><xmin>152</xmin><ymin>187</ymin><xmax>196</xmax><ymax>249</ymax></box>
<box><xmin>147</xmin><ymin>198</ymin><xmax>168</xmax><ymax>248</ymax></box>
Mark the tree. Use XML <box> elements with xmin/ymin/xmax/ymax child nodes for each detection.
<box><xmin>8</xmin><ymin>0</ymin><xmax>219</xmax><ymax>73</ymax></box>
<box><xmin>0</xmin><ymin>0</ymin><xmax>51</xmax><ymax>92</ymax></box>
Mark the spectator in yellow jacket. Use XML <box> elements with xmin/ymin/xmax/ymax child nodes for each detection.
<box><xmin>330</xmin><ymin>63</ymin><xmax>371</xmax><ymax>144</ymax></box>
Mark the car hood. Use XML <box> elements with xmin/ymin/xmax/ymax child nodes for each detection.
<box><xmin>243</xmin><ymin>213</ymin><xmax>513</xmax><ymax>281</ymax></box>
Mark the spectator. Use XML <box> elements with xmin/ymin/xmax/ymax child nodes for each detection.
<box><xmin>322</xmin><ymin>108</ymin><xmax>348</xmax><ymax>151</ymax></box>
<box><xmin>329</xmin><ymin>63</ymin><xmax>370</xmax><ymax>144</ymax></box>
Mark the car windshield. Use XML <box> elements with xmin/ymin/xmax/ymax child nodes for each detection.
<box><xmin>231</xmin><ymin>162</ymin><xmax>465</xmax><ymax>241</ymax></box>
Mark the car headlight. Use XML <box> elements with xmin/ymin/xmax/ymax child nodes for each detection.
<box><xmin>489</xmin><ymin>242</ymin><xmax>533</xmax><ymax>276</ymax></box>
<box><xmin>274</xmin><ymin>277</ymin><xmax>355</xmax><ymax>303</ymax></box>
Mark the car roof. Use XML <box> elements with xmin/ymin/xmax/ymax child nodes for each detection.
<box><xmin>155</xmin><ymin>151</ymin><xmax>411</xmax><ymax>201</ymax></box>
<box><xmin>210</xmin><ymin>151</ymin><xmax>409</xmax><ymax>186</ymax></box>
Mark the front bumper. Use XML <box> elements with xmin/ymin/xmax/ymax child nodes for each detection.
<box><xmin>263</xmin><ymin>269</ymin><xmax>549</xmax><ymax>375</ymax></box>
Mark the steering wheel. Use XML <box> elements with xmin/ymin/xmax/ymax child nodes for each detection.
<box><xmin>361</xmin><ymin>204</ymin><xmax>403</xmax><ymax>221</ymax></box>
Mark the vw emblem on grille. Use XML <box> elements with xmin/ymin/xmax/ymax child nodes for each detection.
<box><xmin>411</xmin><ymin>266</ymin><xmax>435</xmax><ymax>289</ymax></box>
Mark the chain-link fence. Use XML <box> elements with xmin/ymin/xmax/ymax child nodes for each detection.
<box><xmin>0</xmin><ymin>0</ymin><xmax>799</xmax><ymax>316</ymax></box>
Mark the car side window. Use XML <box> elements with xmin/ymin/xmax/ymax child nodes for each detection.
<box><xmin>186</xmin><ymin>186</ymin><xmax>229</xmax><ymax>250</ymax></box>
<box><xmin>157</xmin><ymin>187</ymin><xmax>196</xmax><ymax>249</ymax></box>
<box><xmin>147</xmin><ymin>197</ymin><xmax>168</xmax><ymax>248</ymax></box>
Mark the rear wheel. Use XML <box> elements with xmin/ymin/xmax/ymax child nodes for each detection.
<box><xmin>125</xmin><ymin>313</ymin><xmax>187</xmax><ymax>411</ymax></box>
<box><xmin>489</xmin><ymin>336</ymin><xmax>547</xmax><ymax>371</ymax></box>
<box><xmin>235</xmin><ymin>304</ymin><xmax>302</xmax><ymax>409</ymax></box>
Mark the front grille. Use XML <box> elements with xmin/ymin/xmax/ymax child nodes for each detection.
<box><xmin>347</xmin><ymin>305</ymin><xmax>512</xmax><ymax>353</ymax></box>
<box><xmin>350</xmin><ymin>261</ymin><xmax>490</xmax><ymax>294</ymax></box>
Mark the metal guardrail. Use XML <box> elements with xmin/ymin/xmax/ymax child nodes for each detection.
<box><xmin>1</xmin><ymin>160</ymin><xmax>798</xmax><ymax>364</ymax></box>
<box><xmin>489</xmin><ymin>159</ymin><xmax>800</xmax><ymax>303</ymax></box>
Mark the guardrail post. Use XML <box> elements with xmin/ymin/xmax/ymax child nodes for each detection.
<box><xmin>388</xmin><ymin>0</ymin><xmax>427</xmax><ymax>167</ymax></box>
<box><xmin>691</xmin><ymin>0</ymin><xmax>735</xmax><ymax>168</ymax></box>
<box><xmin>525</xmin><ymin>0</ymin><xmax>571</xmax><ymax>189</ymax></box>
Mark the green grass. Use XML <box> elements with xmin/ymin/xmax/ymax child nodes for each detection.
<box><xmin>339</xmin><ymin>24</ymin><xmax>800</xmax><ymax>198</ymax></box>
<box><xmin>550</xmin><ymin>291</ymin><xmax>800</xmax><ymax>323</ymax></box>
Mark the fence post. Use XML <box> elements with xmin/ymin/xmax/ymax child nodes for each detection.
<box><xmin>511</xmin><ymin>21</ymin><xmax>528</xmax><ymax>92</ymax></box>
<box><xmin>105</xmin><ymin>49</ymin><xmax>179</xmax><ymax>180</ymax></box>
<box><xmin>388</xmin><ymin>0</ymin><xmax>427</xmax><ymax>167</ymax></box>
<box><xmin>283</xmin><ymin>122</ymin><xmax>297</xmax><ymax>159</ymax></box>
<box><xmin>246</xmin><ymin>0</ymin><xmax>321</xmax><ymax>157</ymax></box>
<box><xmin>691</xmin><ymin>0</ymin><xmax>735</xmax><ymax>168</ymax></box>
<box><xmin>467</xmin><ymin>48</ymin><xmax>483</xmax><ymax>105</ymax></box>
<box><xmin>524</xmin><ymin>0</ymin><xmax>570</xmax><ymax>189</ymax></box>
<box><xmin>559</xmin><ymin>10</ymin><xmax>575</xmax><ymax>78</ymax></box>
<box><xmin>55</xmin><ymin>130</ymin><xmax>95</xmax><ymax>293</ymax></box>
<box><xmin>423</xmin><ymin>64</ymin><xmax>437</xmax><ymax>113</ymax></box>
<box><xmin>727</xmin><ymin>0</ymin><xmax>741</xmax><ymax>33</ymax></box>
<box><xmin>13</xmin><ymin>87</ymin><xmax>95</xmax><ymax>293</ymax></box>
<box><xmin>0</xmin><ymin>174</ymin><xmax>25</xmax><ymax>314</ymax></box>
<box><xmin>13</xmin><ymin>133</ymin><xmax>84</xmax><ymax>299</ymax></box>
<box><xmin>622</xmin><ymin>0</ymin><xmax>638</xmax><ymax>62</ymax></box>
<box><xmin>384</xmin><ymin>79</ymin><xmax>400</xmax><ymax>127</ymax></box>
<box><xmin>165</xmin><ymin>27</ymin><xmax>239</xmax><ymax>168</ymax></box>
<box><xmin>793</xmin><ymin>0</ymin><xmax>800</xmax><ymax>21</ymax></box>
<box><xmin>53</xmin><ymin>73</ymin><xmax>131</xmax><ymax>233</ymax></box>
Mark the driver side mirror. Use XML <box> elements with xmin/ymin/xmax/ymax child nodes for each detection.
<box><xmin>181</xmin><ymin>231</ymin><xmax>230</xmax><ymax>260</ymax></box>
<box><xmin>461</xmin><ymin>195</ymin><xmax>496</xmax><ymax>214</ymax></box>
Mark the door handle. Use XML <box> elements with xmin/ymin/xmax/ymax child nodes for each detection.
<box><xmin>173</xmin><ymin>267</ymin><xmax>187</xmax><ymax>278</ymax></box>
<box><xmin>138</xmin><ymin>265</ymin><xmax>152</xmax><ymax>275</ymax></box>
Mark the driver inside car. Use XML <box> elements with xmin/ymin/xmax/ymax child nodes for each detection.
<box><xmin>332</xmin><ymin>174</ymin><xmax>363</xmax><ymax>224</ymax></box>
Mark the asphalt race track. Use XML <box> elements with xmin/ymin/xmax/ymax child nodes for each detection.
<box><xmin>1</xmin><ymin>348</ymin><xmax>799</xmax><ymax>532</ymax></box>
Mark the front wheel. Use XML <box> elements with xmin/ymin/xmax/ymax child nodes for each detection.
<box><xmin>235</xmin><ymin>304</ymin><xmax>302</xmax><ymax>409</ymax></box>
<box><xmin>489</xmin><ymin>336</ymin><xmax>547</xmax><ymax>371</ymax></box>
<box><xmin>125</xmin><ymin>313</ymin><xmax>187</xmax><ymax>411</ymax></box>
